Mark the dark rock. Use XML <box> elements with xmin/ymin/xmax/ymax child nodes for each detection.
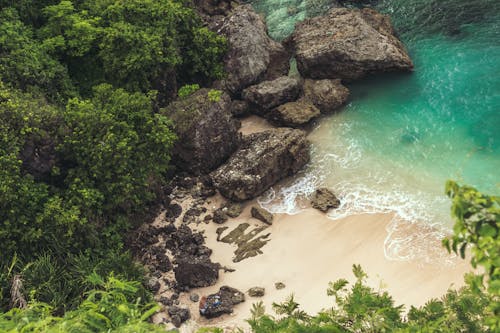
<box><xmin>242</xmin><ymin>76</ymin><xmax>301</xmax><ymax>114</ymax></box>
<box><xmin>166</xmin><ymin>204</ymin><xmax>182</xmax><ymax>220</ymax></box>
<box><xmin>266</xmin><ymin>42</ymin><xmax>292</xmax><ymax>81</ymax></box>
<box><xmin>165</xmin><ymin>224</ymin><xmax>212</xmax><ymax>258</ymax></box>
<box><xmin>311</xmin><ymin>188</ymin><xmax>340</xmax><ymax>212</ymax></box>
<box><xmin>164</xmin><ymin>223</ymin><xmax>177</xmax><ymax>235</ymax></box>
<box><xmin>269</xmin><ymin>99</ymin><xmax>321</xmax><ymax>127</ymax></box>
<box><xmin>199</xmin><ymin>286</ymin><xmax>245</xmax><ymax>318</ymax></box>
<box><xmin>204</xmin><ymin>214</ymin><xmax>213</xmax><ymax>222</ymax></box>
<box><xmin>160</xmin><ymin>296</ymin><xmax>172</xmax><ymax>306</ymax></box>
<box><xmin>292</xmin><ymin>8</ymin><xmax>413</xmax><ymax>80</ymax></box>
<box><xmin>230</xmin><ymin>100</ymin><xmax>251</xmax><ymax>117</ymax></box>
<box><xmin>213</xmin><ymin>209</ymin><xmax>228</xmax><ymax>224</ymax></box>
<box><xmin>302</xmin><ymin>79</ymin><xmax>350</xmax><ymax>113</ymax></box>
<box><xmin>20</xmin><ymin>135</ymin><xmax>58</xmax><ymax>181</ymax></box>
<box><xmin>220</xmin><ymin>285</ymin><xmax>245</xmax><ymax>304</ymax></box>
<box><xmin>183</xmin><ymin>206</ymin><xmax>206</xmax><ymax>223</ymax></box>
<box><xmin>223</xmin><ymin>202</ymin><xmax>243</xmax><ymax>218</ymax></box>
<box><xmin>168</xmin><ymin>306</ymin><xmax>190</xmax><ymax>327</ymax></box>
<box><xmin>174</xmin><ymin>257</ymin><xmax>219</xmax><ymax>288</ymax></box>
<box><xmin>146</xmin><ymin>277</ymin><xmax>161</xmax><ymax>293</ymax></box>
<box><xmin>275</xmin><ymin>282</ymin><xmax>286</xmax><ymax>290</ymax></box>
<box><xmin>164</xmin><ymin>88</ymin><xmax>240</xmax><ymax>174</ymax></box>
<box><xmin>156</xmin><ymin>252</ymin><xmax>173</xmax><ymax>272</ymax></box>
<box><xmin>306</xmin><ymin>0</ymin><xmax>341</xmax><ymax>17</ymax></box>
<box><xmin>190</xmin><ymin>293</ymin><xmax>200</xmax><ymax>302</ymax></box>
<box><xmin>248</xmin><ymin>287</ymin><xmax>265</xmax><ymax>297</ymax></box>
<box><xmin>193</xmin><ymin>0</ymin><xmax>234</xmax><ymax>16</ymax></box>
<box><xmin>217</xmin><ymin>5</ymin><xmax>290</xmax><ymax>95</ymax></box>
<box><xmin>251</xmin><ymin>207</ymin><xmax>273</xmax><ymax>225</ymax></box>
<box><xmin>212</xmin><ymin>128</ymin><xmax>310</xmax><ymax>201</ymax></box>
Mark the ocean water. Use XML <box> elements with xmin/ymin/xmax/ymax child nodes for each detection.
<box><xmin>253</xmin><ymin>0</ymin><xmax>500</xmax><ymax>262</ymax></box>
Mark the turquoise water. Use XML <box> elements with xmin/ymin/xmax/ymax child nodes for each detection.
<box><xmin>255</xmin><ymin>0</ymin><xmax>500</xmax><ymax>262</ymax></box>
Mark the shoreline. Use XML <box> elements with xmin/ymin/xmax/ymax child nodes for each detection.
<box><xmin>185</xmin><ymin>207</ymin><xmax>472</xmax><ymax>331</ymax></box>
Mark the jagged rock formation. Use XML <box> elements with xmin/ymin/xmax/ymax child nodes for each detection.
<box><xmin>212</xmin><ymin>128</ymin><xmax>310</xmax><ymax>201</ymax></box>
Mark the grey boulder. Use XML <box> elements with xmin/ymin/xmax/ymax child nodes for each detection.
<box><xmin>212</xmin><ymin>128</ymin><xmax>310</xmax><ymax>201</ymax></box>
<box><xmin>164</xmin><ymin>88</ymin><xmax>240</xmax><ymax>174</ymax></box>
<box><xmin>292</xmin><ymin>8</ymin><xmax>413</xmax><ymax>80</ymax></box>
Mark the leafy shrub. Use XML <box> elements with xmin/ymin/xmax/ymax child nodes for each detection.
<box><xmin>208</xmin><ymin>89</ymin><xmax>223</xmax><ymax>102</ymax></box>
<box><xmin>178</xmin><ymin>84</ymin><xmax>201</xmax><ymax>99</ymax></box>
<box><xmin>0</xmin><ymin>275</ymin><xmax>163</xmax><ymax>332</ymax></box>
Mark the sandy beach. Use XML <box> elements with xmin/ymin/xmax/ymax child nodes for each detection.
<box><xmin>159</xmin><ymin>116</ymin><xmax>474</xmax><ymax>332</ymax></box>
<box><xmin>182</xmin><ymin>206</ymin><xmax>472</xmax><ymax>332</ymax></box>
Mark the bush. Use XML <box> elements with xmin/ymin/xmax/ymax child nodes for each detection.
<box><xmin>0</xmin><ymin>275</ymin><xmax>163</xmax><ymax>332</ymax></box>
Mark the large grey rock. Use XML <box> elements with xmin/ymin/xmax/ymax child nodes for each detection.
<box><xmin>269</xmin><ymin>99</ymin><xmax>321</xmax><ymax>127</ymax></box>
<box><xmin>165</xmin><ymin>88</ymin><xmax>240</xmax><ymax>174</ymax></box>
<box><xmin>292</xmin><ymin>8</ymin><xmax>413</xmax><ymax>80</ymax></box>
<box><xmin>217</xmin><ymin>5</ymin><xmax>290</xmax><ymax>95</ymax></box>
<box><xmin>212</xmin><ymin>128</ymin><xmax>310</xmax><ymax>201</ymax></box>
<box><xmin>242</xmin><ymin>76</ymin><xmax>301</xmax><ymax>114</ymax></box>
<box><xmin>302</xmin><ymin>79</ymin><xmax>349</xmax><ymax>113</ymax></box>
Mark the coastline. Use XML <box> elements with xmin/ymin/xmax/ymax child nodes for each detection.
<box><xmin>185</xmin><ymin>207</ymin><xmax>472</xmax><ymax>331</ymax></box>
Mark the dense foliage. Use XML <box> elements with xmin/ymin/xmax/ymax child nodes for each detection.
<box><xmin>0</xmin><ymin>275</ymin><xmax>164</xmax><ymax>332</ymax></box>
<box><xmin>0</xmin><ymin>0</ymin><xmax>226</xmax><ymax>314</ymax></box>
<box><xmin>0</xmin><ymin>0</ymin><xmax>226</xmax><ymax>99</ymax></box>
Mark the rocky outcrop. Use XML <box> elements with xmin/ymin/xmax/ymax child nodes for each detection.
<box><xmin>269</xmin><ymin>99</ymin><xmax>321</xmax><ymax>127</ymax></box>
<box><xmin>251</xmin><ymin>206</ymin><xmax>274</xmax><ymax>225</ymax></box>
<box><xmin>242</xmin><ymin>76</ymin><xmax>301</xmax><ymax>114</ymax></box>
<box><xmin>302</xmin><ymin>79</ymin><xmax>349</xmax><ymax>113</ymax></box>
<box><xmin>311</xmin><ymin>188</ymin><xmax>340</xmax><ymax>212</ymax></box>
<box><xmin>291</xmin><ymin>8</ymin><xmax>413</xmax><ymax>80</ymax></box>
<box><xmin>212</xmin><ymin>128</ymin><xmax>310</xmax><ymax>201</ymax></box>
<box><xmin>165</xmin><ymin>88</ymin><xmax>240</xmax><ymax>174</ymax></box>
<box><xmin>174</xmin><ymin>257</ymin><xmax>219</xmax><ymax>289</ymax></box>
<box><xmin>199</xmin><ymin>286</ymin><xmax>245</xmax><ymax>318</ymax></box>
<box><xmin>217</xmin><ymin>5</ymin><xmax>290</xmax><ymax>95</ymax></box>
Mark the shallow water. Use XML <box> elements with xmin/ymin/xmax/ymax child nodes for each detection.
<box><xmin>254</xmin><ymin>0</ymin><xmax>500</xmax><ymax>262</ymax></box>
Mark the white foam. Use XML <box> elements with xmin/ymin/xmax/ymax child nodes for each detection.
<box><xmin>258</xmin><ymin>119</ymin><xmax>458</xmax><ymax>265</ymax></box>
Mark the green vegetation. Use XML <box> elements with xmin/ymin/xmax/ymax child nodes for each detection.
<box><xmin>178</xmin><ymin>84</ymin><xmax>201</xmax><ymax>99</ymax></box>
<box><xmin>0</xmin><ymin>0</ymin><xmax>498</xmax><ymax>331</ymax></box>
<box><xmin>0</xmin><ymin>275</ymin><xmax>164</xmax><ymax>332</ymax></box>
<box><xmin>0</xmin><ymin>0</ymin><xmax>226</xmax><ymax>317</ymax></box>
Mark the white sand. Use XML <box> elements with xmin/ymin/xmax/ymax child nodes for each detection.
<box><xmin>185</xmin><ymin>207</ymin><xmax>471</xmax><ymax>332</ymax></box>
